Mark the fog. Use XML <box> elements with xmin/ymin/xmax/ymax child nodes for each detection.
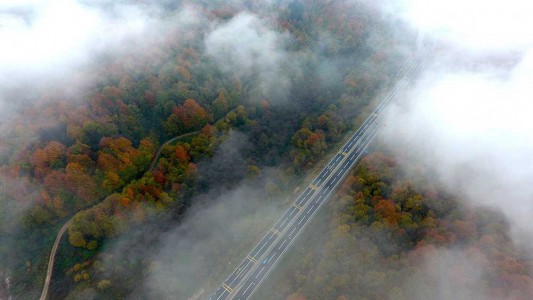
<box><xmin>0</xmin><ymin>0</ymin><xmax>161</xmax><ymax>84</ymax></box>
<box><xmin>143</xmin><ymin>172</ymin><xmax>286</xmax><ymax>299</ymax></box>
<box><xmin>396</xmin><ymin>0</ymin><xmax>533</xmax><ymax>51</ymax></box>
<box><xmin>2</xmin><ymin>0</ymin><xmax>532</xmax><ymax>299</ymax></box>
<box><xmin>86</xmin><ymin>131</ymin><xmax>291</xmax><ymax>299</ymax></box>
<box><xmin>205</xmin><ymin>13</ymin><xmax>291</xmax><ymax>101</ymax></box>
<box><xmin>377</xmin><ymin>0</ymin><xmax>533</xmax><ymax>297</ymax></box>
<box><xmin>0</xmin><ymin>0</ymin><xmax>170</xmax><ymax>235</ymax></box>
<box><xmin>387</xmin><ymin>0</ymin><xmax>533</xmax><ymax>246</ymax></box>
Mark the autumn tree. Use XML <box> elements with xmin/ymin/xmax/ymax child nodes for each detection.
<box><xmin>65</xmin><ymin>162</ymin><xmax>100</xmax><ymax>204</ymax></box>
<box><xmin>164</xmin><ymin>99</ymin><xmax>210</xmax><ymax>135</ymax></box>
<box><xmin>30</xmin><ymin>141</ymin><xmax>67</xmax><ymax>179</ymax></box>
<box><xmin>96</xmin><ymin>137</ymin><xmax>155</xmax><ymax>191</ymax></box>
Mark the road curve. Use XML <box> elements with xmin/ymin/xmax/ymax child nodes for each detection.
<box><xmin>39</xmin><ymin>130</ymin><xmax>200</xmax><ymax>300</ymax></box>
<box><xmin>148</xmin><ymin>130</ymin><xmax>200</xmax><ymax>172</ymax></box>
<box><xmin>39</xmin><ymin>219</ymin><xmax>72</xmax><ymax>300</ymax></box>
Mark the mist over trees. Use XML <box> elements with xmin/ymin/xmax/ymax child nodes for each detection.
<box><xmin>2</xmin><ymin>0</ymin><xmax>529</xmax><ymax>299</ymax></box>
<box><xmin>256</xmin><ymin>150</ymin><xmax>533</xmax><ymax>299</ymax></box>
<box><xmin>0</xmin><ymin>0</ymin><xmax>409</xmax><ymax>298</ymax></box>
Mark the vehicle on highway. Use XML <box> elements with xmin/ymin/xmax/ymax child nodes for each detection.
<box><xmin>262</xmin><ymin>258</ymin><xmax>269</xmax><ymax>265</ymax></box>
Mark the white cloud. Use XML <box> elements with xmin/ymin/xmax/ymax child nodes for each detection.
<box><xmin>0</xmin><ymin>0</ymin><xmax>153</xmax><ymax>84</ymax></box>
<box><xmin>383</xmin><ymin>0</ymin><xmax>533</xmax><ymax>248</ymax></box>
<box><xmin>396</xmin><ymin>0</ymin><xmax>533</xmax><ymax>52</ymax></box>
<box><xmin>204</xmin><ymin>12</ymin><xmax>290</xmax><ymax>101</ymax></box>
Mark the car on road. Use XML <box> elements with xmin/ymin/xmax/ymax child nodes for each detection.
<box><xmin>262</xmin><ymin>258</ymin><xmax>269</xmax><ymax>265</ymax></box>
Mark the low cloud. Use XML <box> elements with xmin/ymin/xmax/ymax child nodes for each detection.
<box><xmin>143</xmin><ymin>181</ymin><xmax>283</xmax><ymax>299</ymax></box>
<box><xmin>83</xmin><ymin>130</ymin><xmax>289</xmax><ymax>299</ymax></box>
<box><xmin>0</xmin><ymin>0</ymin><xmax>156</xmax><ymax>85</ymax></box>
<box><xmin>395</xmin><ymin>0</ymin><xmax>533</xmax><ymax>52</ymax></box>
<box><xmin>143</xmin><ymin>131</ymin><xmax>284</xmax><ymax>298</ymax></box>
<box><xmin>384</xmin><ymin>52</ymin><xmax>533</xmax><ymax>247</ymax></box>
<box><xmin>403</xmin><ymin>248</ymin><xmax>491</xmax><ymax>299</ymax></box>
<box><xmin>380</xmin><ymin>0</ymin><xmax>533</xmax><ymax>283</ymax></box>
<box><xmin>205</xmin><ymin>12</ymin><xmax>290</xmax><ymax>102</ymax></box>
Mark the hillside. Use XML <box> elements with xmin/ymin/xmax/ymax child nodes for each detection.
<box><xmin>0</xmin><ymin>1</ymin><xmax>410</xmax><ymax>298</ymax></box>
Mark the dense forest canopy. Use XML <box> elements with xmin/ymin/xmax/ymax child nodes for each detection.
<box><xmin>256</xmin><ymin>149</ymin><xmax>533</xmax><ymax>299</ymax></box>
<box><xmin>0</xmin><ymin>1</ymin><xmax>409</xmax><ymax>298</ymax></box>
<box><xmin>1</xmin><ymin>0</ymin><xmax>532</xmax><ymax>299</ymax></box>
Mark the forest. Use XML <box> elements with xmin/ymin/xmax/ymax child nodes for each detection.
<box><xmin>0</xmin><ymin>1</ymin><xmax>406</xmax><ymax>298</ymax></box>
<box><xmin>255</xmin><ymin>150</ymin><xmax>533</xmax><ymax>299</ymax></box>
<box><xmin>3</xmin><ymin>0</ymin><xmax>530</xmax><ymax>299</ymax></box>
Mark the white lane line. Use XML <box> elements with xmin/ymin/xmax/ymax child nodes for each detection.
<box><xmin>256</xmin><ymin>236</ymin><xmax>271</xmax><ymax>254</ymax></box>
<box><xmin>278</xmin><ymin>238</ymin><xmax>289</xmax><ymax>250</ymax></box>
<box><xmin>236</xmin><ymin>266</ymin><xmax>246</xmax><ymax>277</ymax></box>
<box><xmin>215</xmin><ymin>288</ymin><xmax>227</xmax><ymax>300</ymax></box>
<box><xmin>240</xmin><ymin>282</ymin><xmax>255</xmax><ymax>299</ymax></box>
<box><xmin>280</xmin><ymin>216</ymin><xmax>289</xmax><ymax>228</ymax></box>
<box><xmin>288</xmin><ymin>226</ymin><xmax>297</xmax><ymax>238</ymax></box>
<box><xmin>255</xmin><ymin>267</ymin><xmax>264</xmax><ymax>280</ymax></box>
<box><xmin>268</xmin><ymin>252</ymin><xmax>276</xmax><ymax>261</ymax></box>
<box><xmin>217</xmin><ymin>45</ymin><xmax>433</xmax><ymax>298</ymax></box>
<box><xmin>297</xmin><ymin>217</ymin><xmax>305</xmax><ymax>226</ymax></box>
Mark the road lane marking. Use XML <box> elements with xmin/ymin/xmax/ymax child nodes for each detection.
<box><xmin>288</xmin><ymin>226</ymin><xmax>297</xmax><ymax>237</ymax></box>
<box><xmin>278</xmin><ymin>238</ymin><xmax>289</xmax><ymax>250</ymax></box>
<box><xmin>239</xmin><ymin>282</ymin><xmax>256</xmax><ymax>299</ymax></box>
<box><xmin>293</xmin><ymin>203</ymin><xmax>303</xmax><ymax>210</ymax></box>
<box><xmin>207</xmin><ymin>44</ymin><xmax>431</xmax><ymax>297</ymax></box>
<box><xmin>222</xmin><ymin>283</ymin><xmax>233</xmax><ymax>293</ymax></box>
<box><xmin>210</xmin><ymin>52</ymin><xmax>426</xmax><ymax>293</ymax></box>
<box><xmin>255</xmin><ymin>267</ymin><xmax>264</xmax><ymax>280</ymax></box>
<box><xmin>247</xmin><ymin>255</ymin><xmax>258</xmax><ymax>264</ymax></box>
<box><xmin>271</xmin><ymin>228</ymin><xmax>281</xmax><ymax>235</ymax></box>
<box><xmin>256</xmin><ymin>236</ymin><xmax>272</xmax><ymax>253</ymax></box>
<box><xmin>279</xmin><ymin>217</ymin><xmax>289</xmax><ymax>228</ymax></box>
<box><xmin>235</xmin><ymin>266</ymin><xmax>246</xmax><ymax>278</ymax></box>
<box><xmin>309</xmin><ymin>184</ymin><xmax>319</xmax><ymax>191</ymax></box>
<box><xmin>216</xmin><ymin>290</ymin><xmax>226</xmax><ymax>300</ymax></box>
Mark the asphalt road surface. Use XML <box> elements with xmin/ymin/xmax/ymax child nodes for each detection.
<box><xmin>209</xmin><ymin>35</ymin><xmax>436</xmax><ymax>300</ymax></box>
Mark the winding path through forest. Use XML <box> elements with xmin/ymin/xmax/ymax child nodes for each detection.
<box><xmin>39</xmin><ymin>219</ymin><xmax>71</xmax><ymax>300</ymax></box>
<box><xmin>39</xmin><ymin>130</ymin><xmax>199</xmax><ymax>300</ymax></box>
<box><xmin>147</xmin><ymin>131</ymin><xmax>199</xmax><ymax>172</ymax></box>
